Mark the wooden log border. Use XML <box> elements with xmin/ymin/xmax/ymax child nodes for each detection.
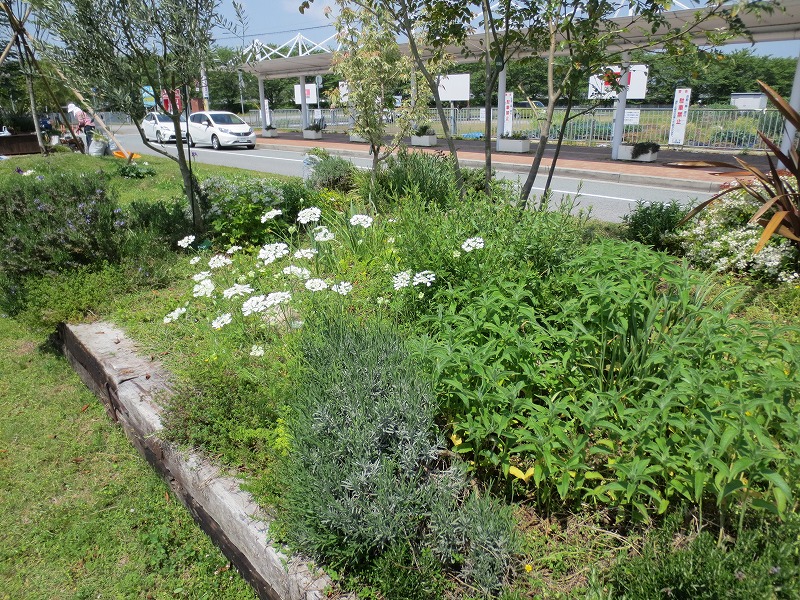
<box><xmin>59</xmin><ymin>322</ymin><xmax>331</xmax><ymax>600</ymax></box>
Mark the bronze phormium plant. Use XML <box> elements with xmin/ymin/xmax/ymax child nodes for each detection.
<box><xmin>680</xmin><ymin>81</ymin><xmax>800</xmax><ymax>254</ymax></box>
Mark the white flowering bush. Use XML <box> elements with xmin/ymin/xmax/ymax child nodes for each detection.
<box><xmin>678</xmin><ymin>185</ymin><xmax>800</xmax><ymax>283</ymax></box>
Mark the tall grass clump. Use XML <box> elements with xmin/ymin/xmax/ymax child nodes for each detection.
<box><xmin>623</xmin><ymin>199</ymin><xmax>688</xmax><ymax>252</ymax></box>
<box><xmin>276</xmin><ymin>316</ymin><xmax>517</xmax><ymax>597</ymax></box>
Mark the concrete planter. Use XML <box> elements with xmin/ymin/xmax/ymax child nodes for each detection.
<box><xmin>617</xmin><ymin>145</ymin><xmax>658</xmax><ymax>162</ymax></box>
<box><xmin>496</xmin><ymin>138</ymin><xmax>531</xmax><ymax>153</ymax></box>
<box><xmin>349</xmin><ymin>133</ymin><xmax>368</xmax><ymax>143</ymax></box>
<box><xmin>411</xmin><ymin>134</ymin><xmax>437</xmax><ymax>147</ymax></box>
<box><xmin>262</xmin><ymin>129</ymin><xmax>278</xmax><ymax>138</ymax></box>
<box><xmin>303</xmin><ymin>130</ymin><xmax>323</xmax><ymax>140</ymax></box>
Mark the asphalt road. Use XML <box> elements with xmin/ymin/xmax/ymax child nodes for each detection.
<box><xmin>115</xmin><ymin>132</ymin><xmax>713</xmax><ymax>223</ymax></box>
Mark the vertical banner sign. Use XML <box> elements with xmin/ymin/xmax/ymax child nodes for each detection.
<box><xmin>669</xmin><ymin>88</ymin><xmax>691</xmax><ymax>145</ymax></box>
<box><xmin>503</xmin><ymin>92</ymin><xmax>514</xmax><ymax>135</ymax></box>
<box><xmin>142</xmin><ymin>86</ymin><xmax>156</xmax><ymax>108</ymax></box>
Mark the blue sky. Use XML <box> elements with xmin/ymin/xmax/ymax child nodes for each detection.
<box><xmin>219</xmin><ymin>1</ymin><xmax>800</xmax><ymax>59</ymax></box>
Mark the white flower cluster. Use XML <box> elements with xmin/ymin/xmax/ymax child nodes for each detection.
<box><xmin>282</xmin><ymin>265</ymin><xmax>311</xmax><ymax>279</ymax></box>
<box><xmin>192</xmin><ymin>278</ymin><xmax>215</xmax><ymax>298</ymax></box>
<box><xmin>313</xmin><ymin>226</ymin><xmax>335</xmax><ymax>242</ymax></box>
<box><xmin>349</xmin><ymin>214</ymin><xmax>373</xmax><ymax>228</ymax></box>
<box><xmin>261</xmin><ymin>208</ymin><xmax>282</xmax><ymax>222</ymax></box>
<box><xmin>163</xmin><ymin>307</ymin><xmax>186</xmax><ymax>324</ymax></box>
<box><xmin>242</xmin><ymin>291</ymin><xmax>292</xmax><ymax>316</ymax></box>
<box><xmin>193</xmin><ymin>271</ymin><xmax>212</xmax><ymax>282</ymax></box>
<box><xmin>211</xmin><ymin>313</ymin><xmax>232</xmax><ymax>330</ymax></box>
<box><xmin>294</xmin><ymin>248</ymin><xmax>318</xmax><ymax>259</ymax></box>
<box><xmin>258</xmin><ymin>242</ymin><xmax>290</xmax><ymax>264</ymax></box>
<box><xmin>189</xmin><ymin>256</ymin><xmax>201</xmax><ymax>265</ymax></box>
<box><xmin>332</xmin><ymin>282</ymin><xmax>352</xmax><ymax>295</ymax></box>
<box><xmin>393</xmin><ymin>270</ymin><xmax>436</xmax><ymax>289</ymax></box>
<box><xmin>461</xmin><ymin>237</ymin><xmax>484</xmax><ymax>252</ymax></box>
<box><xmin>177</xmin><ymin>235</ymin><xmax>195</xmax><ymax>248</ymax></box>
<box><xmin>223</xmin><ymin>283</ymin><xmax>254</xmax><ymax>299</ymax></box>
<box><xmin>305</xmin><ymin>278</ymin><xmax>328</xmax><ymax>292</ymax></box>
<box><xmin>250</xmin><ymin>345</ymin><xmax>265</xmax><ymax>357</ymax></box>
<box><xmin>208</xmin><ymin>254</ymin><xmax>233</xmax><ymax>269</ymax></box>
<box><xmin>297</xmin><ymin>207</ymin><xmax>322</xmax><ymax>224</ymax></box>
<box><xmin>226</xmin><ymin>245</ymin><xmax>242</xmax><ymax>255</ymax></box>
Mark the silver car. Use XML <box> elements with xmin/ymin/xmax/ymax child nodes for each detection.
<box><xmin>187</xmin><ymin>111</ymin><xmax>256</xmax><ymax>150</ymax></box>
<box><xmin>141</xmin><ymin>112</ymin><xmax>186</xmax><ymax>143</ymax></box>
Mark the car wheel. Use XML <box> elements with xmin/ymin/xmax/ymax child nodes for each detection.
<box><xmin>246</xmin><ymin>144</ymin><xmax>255</xmax><ymax>150</ymax></box>
<box><xmin>187</xmin><ymin>135</ymin><xmax>195</xmax><ymax>147</ymax></box>
<box><xmin>156</xmin><ymin>131</ymin><xmax>163</xmax><ymax>144</ymax></box>
<box><xmin>211</xmin><ymin>135</ymin><xmax>221</xmax><ymax>150</ymax></box>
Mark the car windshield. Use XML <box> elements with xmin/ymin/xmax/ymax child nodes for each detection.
<box><xmin>154</xmin><ymin>114</ymin><xmax>185</xmax><ymax>123</ymax></box>
<box><xmin>209</xmin><ymin>113</ymin><xmax>245</xmax><ymax>125</ymax></box>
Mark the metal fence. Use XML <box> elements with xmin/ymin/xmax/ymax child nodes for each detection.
<box><xmin>247</xmin><ymin>106</ymin><xmax>786</xmax><ymax>151</ymax></box>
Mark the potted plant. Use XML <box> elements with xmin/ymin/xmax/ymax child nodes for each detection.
<box><xmin>496</xmin><ymin>131</ymin><xmax>531</xmax><ymax>153</ymax></box>
<box><xmin>263</xmin><ymin>124</ymin><xmax>278</xmax><ymax>138</ymax></box>
<box><xmin>303</xmin><ymin>122</ymin><xmax>323</xmax><ymax>140</ymax></box>
<box><xmin>88</xmin><ymin>132</ymin><xmax>110</xmax><ymax>156</ymax></box>
<box><xmin>410</xmin><ymin>124</ymin><xmax>437</xmax><ymax>147</ymax></box>
<box><xmin>617</xmin><ymin>141</ymin><xmax>660</xmax><ymax>162</ymax></box>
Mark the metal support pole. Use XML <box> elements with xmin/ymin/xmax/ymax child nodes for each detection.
<box><xmin>299</xmin><ymin>75</ymin><xmax>308</xmax><ymax>129</ymax></box>
<box><xmin>780</xmin><ymin>47</ymin><xmax>800</xmax><ymax>162</ymax></box>
<box><xmin>611</xmin><ymin>54</ymin><xmax>630</xmax><ymax>160</ymax></box>
<box><xmin>258</xmin><ymin>77</ymin><xmax>267</xmax><ymax>134</ymax></box>
<box><xmin>496</xmin><ymin>67</ymin><xmax>507</xmax><ymax>137</ymax></box>
<box><xmin>200</xmin><ymin>62</ymin><xmax>209</xmax><ymax>110</ymax></box>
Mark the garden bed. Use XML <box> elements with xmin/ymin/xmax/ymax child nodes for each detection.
<box><xmin>59</xmin><ymin>321</ymin><xmax>330</xmax><ymax>600</ymax></box>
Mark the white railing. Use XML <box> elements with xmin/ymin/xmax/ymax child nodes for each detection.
<box><xmin>245</xmin><ymin>107</ymin><xmax>786</xmax><ymax>151</ymax></box>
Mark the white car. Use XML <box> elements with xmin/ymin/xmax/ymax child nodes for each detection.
<box><xmin>141</xmin><ymin>112</ymin><xmax>186</xmax><ymax>143</ymax></box>
<box><xmin>186</xmin><ymin>111</ymin><xmax>256</xmax><ymax>150</ymax></box>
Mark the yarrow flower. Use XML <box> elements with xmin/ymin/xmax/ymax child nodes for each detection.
<box><xmin>250</xmin><ymin>345</ymin><xmax>265</xmax><ymax>357</ymax></box>
<box><xmin>226</xmin><ymin>245</ymin><xmax>242</xmax><ymax>254</ymax></box>
<box><xmin>177</xmin><ymin>235</ymin><xmax>195</xmax><ymax>248</ymax></box>
<box><xmin>258</xmin><ymin>242</ymin><xmax>290</xmax><ymax>264</ymax></box>
<box><xmin>305</xmin><ymin>278</ymin><xmax>328</xmax><ymax>292</ymax></box>
<box><xmin>192</xmin><ymin>278</ymin><xmax>215</xmax><ymax>298</ymax></box>
<box><xmin>211</xmin><ymin>313</ymin><xmax>232</xmax><ymax>330</ymax></box>
<box><xmin>297</xmin><ymin>207</ymin><xmax>322</xmax><ymax>224</ymax></box>
<box><xmin>261</xmin><ymin>209</ymin><xmax>282</xmax><ymax>222</ymax></box>
<box><xmin>223</xmin><ymin>283</ymin><xmax>254</xmax><ymax>299</ymax></box>
<box><xmin>293</xmin><ymin>248</ymin><xmax>318</xmax><ymax>259</ymax></box>
<box><xmin>332</xmin><ymin>282</ymin><xmax>353</xmax><ymax>295</ymax></box>
<box><xmin>282</xmin><ymin>265</ymin><xmax>311</xmax><ymax>279</ymax></box>
<box><xmin>461</xmin><ymin>237</ymin><xmax>485</xmax><ymax>252</ymax></box>
<box><xmin>208</xmin><ymin>254</ymin><xmax>232</xmax><ymax>269</ymax></box>
<box><xmin>189</xmin><ymin>256</ymin><xmax>201</xmax><ymax>265</ymax></box>
<box><xmin>192</xmin><ymin>271</ymin><xmax>212</xmax><ymax>282</ymax></box>
<box><xmin>413</xmin><ymin>270</ymin><xmax>436</xmax><ymax>286</ymax></box>
<box><xmin>349</xmin><ymin>214</ymin><xmax>373</xmax><ymax>228</ymax></box>
<box><xmin>313</xmin><ymin>226</ymin><xmax>335</xmax><ymax>242</ymax></box>
<box><xmin>163</xmin><ymin>307</ymin><xmax>186</xmax><ymax>324</ymax></box>
<box><xmin>393</xmin><ymin>271</ymin><xmax>412</xmax><ymax>290</ymax></box>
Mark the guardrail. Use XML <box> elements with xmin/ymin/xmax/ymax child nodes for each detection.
<box><xmin>246</xmin><ymin>106</ymin><xmax>785</xmax><ymax>151</ymax></box>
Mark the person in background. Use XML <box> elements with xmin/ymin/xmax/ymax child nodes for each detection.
<box><xmin>67</xmin><ymin>103</ymin><xmax>95</xmax><ymax>151</ymax></box>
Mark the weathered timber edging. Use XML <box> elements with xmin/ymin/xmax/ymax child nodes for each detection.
<box><xmin>59</xmin><ymin>322</ymin><xmax>330</xmax><ymax>600</ymax></box>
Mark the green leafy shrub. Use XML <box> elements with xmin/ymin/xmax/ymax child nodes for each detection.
<box><xmin>0</xmin><ymin>167</ymin><xmax>124</xmax><ymax>313</ymax></box>
<box><xmin>277</xmin><ymin>316</ymin><xmax>517</xmax><ymax>594</ymax></box>
<box><xmin>358</xmin><ymin>148</ymin><xmax>461</xmax><ymax>211</ymax></box>
<box><xmin>414</xmin><ymin>239</ymin><xmax>800</xmax><ymax>520</ymax></box>
<box><xmin>591</xmin><ymin>513</ymin><xmax>800</xmax><ymax>599</ymax></box>
<box><xmin>623</xmin><ymin>199</ymin><xmax>688</xmax><ymax>252</ymax></box>
<box><xmin>116</xmin><ymin>160</ymin><xmax>156</xmax><ymax>179</ymax></box>
<box><xmin>199</xmin><ymin>175</ymin><xmax>320</xmax><ymax>246</ymax></box>
<box><xmin>305</xmin><ymin>153</ymin><xmax>357</xmax><ymax>192</ymax></box>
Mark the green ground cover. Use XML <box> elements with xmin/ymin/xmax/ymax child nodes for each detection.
<box><xmin>2</xmin><ymin>149</ymin><xmax>799</xmax><ymax>599</ymax></box>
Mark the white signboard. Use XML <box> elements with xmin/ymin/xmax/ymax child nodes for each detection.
<box><xmin>479</xmin><ymin>107</ymin><xmax>486</xmax><ymax>122</ymax></box>
<box><xmin>503</xmin><ymin>92</ymin><xmax>514</xmax><ymax>135</ymax></box>
<box><xmin>669</xmin><ymin>88</ymin><xmax>692</xmax><ymax>146</ymax></box>
<box><xmin>588</xmin><ymin>65</ymin><xmax>649</xmax><ymax>100</ymax></box>
<box><xmin>294</xmin><ymin>83</ymin><xmax>318</xmax><ymax>104</ymax></box>
<box><xmin>436</xmin><ymin>74</ymin><xmax>470</xmax><ymax>102</ymax></box>
<box><xmin>624</xmin><ymin>109</ymin><xmax>641</xmax><ymax>125</ymax></box>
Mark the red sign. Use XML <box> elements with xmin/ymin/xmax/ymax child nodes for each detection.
<box><xmin>160</xmin><ymin>88</ymin><xmax>183</xmax><ymax>112</ymax></box>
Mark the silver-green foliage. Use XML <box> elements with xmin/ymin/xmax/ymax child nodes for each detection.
<box><xmin>415</xmin><ymin>239</ymin><xmax>800</xmax><ymax>520</ymax></box>
<box><xmin>280</xmin><ymin>316</ymin><xmax>517</xmax><ymax>593</ymax></box>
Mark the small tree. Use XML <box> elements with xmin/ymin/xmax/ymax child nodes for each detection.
<box><xmin>328</xmin><ymin>1</ymin><xmax>423</xmax><ymax>173</ymax></box>
<box><xmin>34</xmin><ymin>0</ymin><xmax>226</xmax><ymax>233</ymax></box>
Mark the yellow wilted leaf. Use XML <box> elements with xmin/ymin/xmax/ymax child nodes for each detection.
<box><xmin>509</xmin><ymin>465</ymin><xmax>535</xmax><ymax>483</ymax></box>
<box><xmin>450</xmin><ymin>433</ymin><xmax>463</xmax><ymax>447</ymax></box>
